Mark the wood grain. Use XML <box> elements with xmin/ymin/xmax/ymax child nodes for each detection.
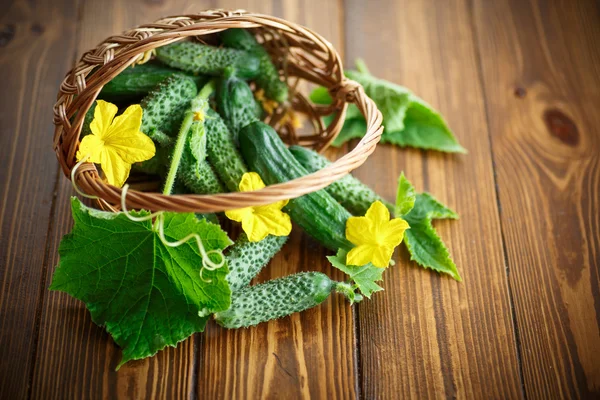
<box><xmin>473</xmin><ymin>0</ymin><xmax>600</xmax><ymax>398</ymax></box>
<box><xmin>1</xmin><ymin>0</ymin><xmax>596</xmax><ymax>399</ymax></box>
<box><xmin>0</xmin><ymin>1</ymin><xmax>80</xmax><ymax>398</ymax></box>
<box><xmin>196</xmin><ymin>1</ymin><xmax>357</xmax><ymax>399</ymax></box>
<box><xmin>344</xmin><ymin>0</ymin><xmax>524</xmax><ymax>398</ymax></box>
<box><xmin>29</xmin><ymin>1</ymin><xmax>212</xmax><ymax>399</ymax></box>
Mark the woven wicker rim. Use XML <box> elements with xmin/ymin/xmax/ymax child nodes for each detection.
<box><xmin>53</xmin><ymin>9</ymin><xmax>383</xmax><ymax>213</ymax></box>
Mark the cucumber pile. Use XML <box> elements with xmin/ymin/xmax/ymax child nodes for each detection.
<box><xmin>85</xmin><ymin>32</ymin><xmax>392</xmax><ymax>329</ymax></box>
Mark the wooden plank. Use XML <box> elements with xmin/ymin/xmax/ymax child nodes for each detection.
<box><xmin>473</xmin><ymin>0</ymin><xmax>600</xmax><ymax>398</ymax></box>
<box><xmin>344</xmin><ymin>0</ymin><xmax>524</xmax><ymax>398</ymax></box>
<box><xmin>0</xmin><ymin>1</ymin><xmax>80</xmax><ymax>398</ymax></box>
<box><xmin>29</xmin><ymin>1</ymin><xmax>213</xmax><ymax>399</ymax></box>
<box><xmin>196</xmin><ymin>1</ymin><xmax>357</xmax><ymax>399</ymax></box>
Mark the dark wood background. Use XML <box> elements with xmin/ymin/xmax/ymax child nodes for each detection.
<box><xmin>1</xmin><ymin>0</ymin><xmax>598</xmax><ymax>398</ymax></box>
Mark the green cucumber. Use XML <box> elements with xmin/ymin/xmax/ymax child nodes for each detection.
<box><xmin>155</xmin><ymin>41</ymin><xmax>260</xmax><ymax>79</ymax></box>
<box><xmin>172</xmin><ymin>82</ymin><xmax>225</xmax><ymax>195</ymax></box>
<box><xmin>220</xmin><ymin>29</ymin><xmax>288</xmax><ymax>103</ymax></box>
<box><xmin>226</xmin><ymin>233</ymin><xmax>288</xmax><ymax>292</ymax></box>
<box><xmin>140</xmin><ymin>75</ymin><xmax>198</xmax><ymax>146</ymax></box>
<box><xmin>99</xmin><ymin>62</ymin><xmax>207</xmax><ymax>101</ymax></box>
<box><xmin>79</xmin><ymin>101</ymin><xmax>96</xmax><ymax>138</ymax></box>
<box><xmin>204</xmin><ymin>108</ymin><xmax>248</xmax><ymax>191</ymax></box>
<box><xmin>214</xmin><ymin>272</ymin><xmax>335</xmax><ymax>328</ymax></box>
<box><xmin>289</xmin><ymin>145</ymin><xmax>394</xmax><ymax>215</ymax></box>
<box><xmin>239</xmin><ymin>121</ymin><xmax>353</xmax><ymax>251</ymax></box>
<box><xmin>179</xmin><ymin>120</ymin><xmax>225</xmax><ymax>194</ymax></box>
<box><xmin>133</xmin><ymin>145</ymin><xmax>170</xmax><ymax>176</ymax></box>
<box><xmin>216</xmin><ymin>68</ymin><xmax>261</xmax><ymax>140</ymax></box>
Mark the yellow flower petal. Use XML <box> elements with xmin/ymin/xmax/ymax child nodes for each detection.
<box><xmin>371</xmin><ymin>246</ymin><xmax>395</xmax><ymax>268</ymax></box>
<box><xmin>254</xmin><ymin>198</ymin><xmax>288</xmax><ymax>213</ymax></box>
<box><xmin>90</xmin><ymin>100</ymin><xmax>118</xmax><ymax>138</ymax></box>
<box><xmin>346</xmin><ymin>244</ymin><xmax>377</xmax><ymax>267</ymax></box>
<box><xmin>238</xmin><ymin>172</ymin><xmax>265</xmax><ymax>192</ymax></box>
<box><xmin>99</xmin><ymin>147</ymin><xmax>132</xmax><ymax>187</ymax></box>
<box><xmin>380</xmin><ymin>218</ymin><xmax>410</xmax><ymax>248</ymax></box>
<box><xmin>225</xmin><ymin>206</ymin><xmax>253</xmax><ymax>223</ymax></box>
<box><xmin>226</xmin><ymin>172</ymin><xmax>292</xmax><ymax>242</ymax></box>
<box><xmin>77</xmin><ymin>134</ymin><xmax>105</xmax><ymax>163</ymax></box>
<box><xmin>106</xmin><ymin>132</ymin><xmax>156</xmax><ymax>164</ymax></box>
<box><xmin>103</xmin><ymin>104</ymin><xmax>155</xmax><ymax>163</ymax></box>
<box><xmin>345</xmin><ymin>216</ymin><xmax>373</xmax><ymax>245</ymax></box>
<box><xmin>253</xmin><ymin>208</ymin><xmax>292</xmax><ymax>236</ymax></box>
<box><xmin>365</xmin><ymin>200</ymin><xmax>390</xmax><ymax>225</ymax></box>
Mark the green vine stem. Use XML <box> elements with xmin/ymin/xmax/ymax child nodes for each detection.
<box><xmin>162</xmin><ymin>80</ymin><xmax>216</xmax><ymax>195</ymax></box>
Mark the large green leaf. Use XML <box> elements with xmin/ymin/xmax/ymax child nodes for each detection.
<box><xmin>310</xmin><ymin>60</ymin><xmax>465</xmax><ymax>152</ymax></box>
<box><xmin>51</xmin><ymin>198</ymin><xmax>232</xmax><ymax>368</ymax></box>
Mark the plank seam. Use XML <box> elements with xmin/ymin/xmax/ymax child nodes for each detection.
<box><xmin>341</xmin><ymin>0</ymin><xmax>363</xmax><ymax>398</ymax></box>
<box><xmin>26</xmin><ymin>1</ymin><xmax>84</xmax><ymax>398</ymax></box>
<box><xmin>466</xmin><ymin>0</ymin><xmax>527</xmax><ymax>398</ymax></box>
<box><xmin>26</xmin><ymin>159</ymin><xmax>63</xmax><ymax>399</ymax></box>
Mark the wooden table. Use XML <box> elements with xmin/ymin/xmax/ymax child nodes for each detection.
<box><xmin>1</xmin><ymin>0</ymin><xmax>598</xmax><ymax>398</ymax></box>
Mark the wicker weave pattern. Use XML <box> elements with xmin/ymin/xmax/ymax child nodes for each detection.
<box><xmin>53</xmin><ymin>10</ymin><xmax>383</xmax><ymax>213</ymax></box>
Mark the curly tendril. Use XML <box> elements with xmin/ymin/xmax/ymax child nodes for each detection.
<box><xmin>71</xmin><ymin>158</ymin><xmax>225</xmax><ymax>282</ymax></box>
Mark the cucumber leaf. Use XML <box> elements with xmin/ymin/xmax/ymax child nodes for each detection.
<box><xmin>50</xmin><ymin>197</ymin><xmax>233</xmax><ymax>368</ymax></box>
<box><xmin>327</xmin><ymin>249</ymin><xmax>384</xmax><ymax>298</ymax></box>
<box><xmin>380</xmin><ymin>97</ymin><xmax>466</xmax><ymax>153</ymax></box>
<box><xmin>399</xmin><ymin>176</ymin><xmax>461</xmax><ymax>281</ymax></box>
<box><xmin>395</xmin><ymin>172</ymin><xmax>416</xmax><ymax>217</ymax></box>
<box><xmin>310</xmin><ymin>60</ymin><xmax>465</xmax><ymax>153</ymax></box>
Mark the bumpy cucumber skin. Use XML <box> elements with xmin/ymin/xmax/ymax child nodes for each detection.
<box><xmin>204</xmin><ymin>109</ymin><xmax>248</xmax><ymax>192</ymax></box>
<box><xmin>214</xmin><ymin>272</ymin><xmax>334</xmax><ymax>328</ymax></box>
<box><xmin>179</xmin><ymin>120</ymin><xmax>225</xmax><ymax>194</ymax></box>
<box><xmin>216</xmin><ymin>72</ymin><xmax>260</xmax><ymax>140</ymax></box>
<box><xmin>220</xmin><ymin>29</ymin><xmax>288</xmax><ymax>103</ymax></box>
<box><xmin>99</xmin><ymin>63</ymin><xmax>207</xmax><ymax>101</ymax></box>
<box><xmin>289</xmin><ymin>146</ymin><xmax>394</xmax><ymax>215</ymax></box>
<box><xmin>140</xmin><ymin>75</ymin><xmax>198</xmax><ymax>144</ymax></box>
<box><xmin>239</xmin><ymin>121</ymin><xmax>353</xmax><ymax>251</ymax></box>
<box><xmin>226</xmin><ymin>233</ymin><xmax>288</xmax><ymax>292</ymax></box>
<box><xmin>155</xmin><ymin>41</ymin><xmax>260</xmax><ymax>79</ymax></box>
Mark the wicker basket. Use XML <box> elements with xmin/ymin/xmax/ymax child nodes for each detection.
<box><xmin>53</xmin><ymin>9</ymin><xmax>383</xmax><ymax>213</ymax></box>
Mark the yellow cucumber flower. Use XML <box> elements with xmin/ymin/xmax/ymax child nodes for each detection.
<box><xmin>346</xmin><ymin>201</ymin><xmax>410</xmax><ymax>268</ymax></box>
<box><xmin>76</xmin><ymin>100</ymin><xmax>156</xmax><ymax>187</ymax></box>
<box><xmin>254</xmin><ymin>88</ymin><xmax>279</xmax><ymax>115</ymax></box>
<box><xmin>225</xmin><ymin>172</ymin><xmax>292</xmax><ymax>242</ymax></box>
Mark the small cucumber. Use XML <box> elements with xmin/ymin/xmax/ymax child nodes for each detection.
<box><xmin>140</xmin><ymin>75</ymin><xmax>198</xmax><ymax>145</ymax></box>
<box><xmin>214</xmin><ymin>272</ymin><xmax>335</xmax><ymax>328</ymax></box>
<box><xmin>239</xmin><ymin>121</ymin><xmax>353</xmax><ymax>251</ymax></box>
<box><xmin>155</xmin><ymin>41</ymin><xmax>260</xmax><ymax>79</ymax></box>
<box><xmin>173</xmin><ymin>83</ymin><xmax>225</xmax><ymax>195</ymax></box>
<box><xmin>179</xmin><ymin>120</ymin><xmax>225</xmax><ymax>194</ymax></box>
<box><xmin>216</xmin><ymin>69</ymin><xmax>261</xmax><ymax>140</ymax></box>
<box><xmin>204</xmin><ymin>108</ymin><xmax>248</xmax><ymax>191</ymax></box>
<box><xmin>220</xmin><ymin>29</ymin><xmax>288</xmax><ymax>103</ymax></box>
<box><xmin>99</xmin><ymin>62</ymin><xmax>207</xmax><ymax>101</ymax></box>
<box><xmin>226</xmin><ymin>233</ymin><xmax>288</xmax><ymax>292</ymax></box>
<box><xmin>289</xmin><ymin>145</ymin><xmax>394</xmax><ymax>215</ymax></box>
